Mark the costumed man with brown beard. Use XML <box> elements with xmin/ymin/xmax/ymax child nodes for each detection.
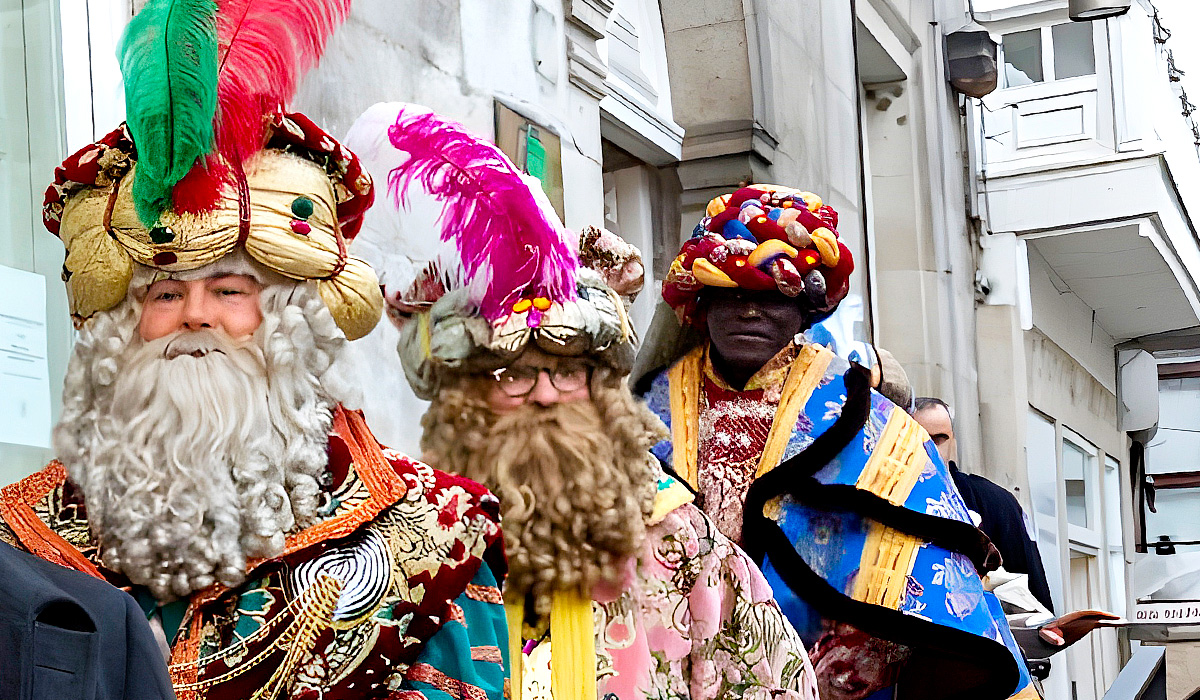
<box><xmin>0</xmin><ymin>3</ymin><xmax>508</xmax><ymax>699</ymax></box>
<box><xmin>633</xmin><ymin>184</ymin><xmax>1040</xmax><ymax>700</ymax></box>
<box><xmin>347</xmin><ymin>104</ymin><xmax>818</xmax><ymax>700</ymax></box>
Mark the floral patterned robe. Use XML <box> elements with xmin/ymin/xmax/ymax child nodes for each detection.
<box><xmin>517</xmin><ymin>472</ymin><xmax>818</xmax><ymax>700</ymax></box>
<box><xmin>0</xmin><ymin>407</ymin><xmax>508</xmax><ymax>700</ymax></box>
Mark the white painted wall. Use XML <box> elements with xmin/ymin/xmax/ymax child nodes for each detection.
<box><xmin>1026</xmin><ymin>245</ymin><xmax>1118</xmax><ymax>392</ymax></box>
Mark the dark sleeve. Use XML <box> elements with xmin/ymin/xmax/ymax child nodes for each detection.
<box><xmin>122</xmin><ymin>591</ymin><xmax>176</xmax><ymax>700</ymax></box>
<box><xmin>971</xmin><ymin>479</ymin><xmax>1056</xmax><ymax>614</ymax></box>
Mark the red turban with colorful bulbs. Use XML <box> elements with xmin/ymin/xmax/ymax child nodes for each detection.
<box><xmin>662</xmin><ymin>184</ymin><xmax>854</xmax><ymax>325</ymax></box>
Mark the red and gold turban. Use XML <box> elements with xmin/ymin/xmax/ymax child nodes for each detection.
<box><xmin>42</xmin><ymin>113</ymin><xmax>383</xmax><ymax>340</ymax></box>
<box><xmin>38</xmin><ymin>0</ymin><xmax>388</xmax><ymax>340</ymax></box>
<box><xmin>662</xmin><ymin>184</ymin><xmax>854</xmax><ymax>325</ymax></box>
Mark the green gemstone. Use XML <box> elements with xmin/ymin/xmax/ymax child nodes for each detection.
<box><xmin>149</xmin><ymin>226</ymin><xmax>174</xmax><ymax>244</ymax></box>
<box><xmin>291</xmin><ymin>196</ymin><xmax>315</xmax><ymax>219</ymax></box>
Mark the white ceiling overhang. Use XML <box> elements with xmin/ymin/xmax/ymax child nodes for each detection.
<box><xmin>1027</xmin><ymin>220</ymin><xmax>1200</xmax><ymax>340</ymax></box>
<box><xmin>985</xmin><ymin>156</ymin><xmax>1200</xmax><ymax>341</ymax></box>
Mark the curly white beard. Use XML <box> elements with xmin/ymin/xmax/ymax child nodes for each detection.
<box><xmin>53</xmin><ymin>283</ymin><xmax>347</xmax><ymax>601</ymax></box>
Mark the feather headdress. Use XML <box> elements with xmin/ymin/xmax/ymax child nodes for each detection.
<box><xmin>117</xmin><ymin>0</ymin><xmax>220</xmax><ymax>225</ymax></box>
<box><xmin>51</xmin><ymin>0</ymin><xmax>384</xmax><ymax>340</ymax></box>
<box><xmin>345</xmin><ymin>103</ymin><xmax>640</xmax><ymax>399</ymax></box>
<box><xmin>384</xmin><ymin>107</ymin><xmax>578</xmax><ymax>321</ymax></box>
<box><xmin>116</xmin><ymin>0</ymin><xmax>354</xmax><ymax>226</ymax></box>
<box><xmin>214</xmin><ymin>0</ymin><xmax>354</xmax><ymax>165</ymax></box>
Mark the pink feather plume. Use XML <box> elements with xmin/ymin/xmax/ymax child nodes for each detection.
<box><xmin>386</xmin><ymin>109</ymin><xmax>578</xmax><ymax>321</ymax></box>
<box><xmin>214</xmin><ymin>0</ymin><xmax>353</xmax><ymax>165</ymax></box>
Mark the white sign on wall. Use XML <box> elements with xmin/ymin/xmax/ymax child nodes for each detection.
<box><xmin>0</xmin><ymin>265</ymin><xmax>50</xmax><ymax>448</ymax></box>
<box><xmin>1133</xmin><ymin>601</ymin><xmax>1200</xmax><ymax>625</ymax></box>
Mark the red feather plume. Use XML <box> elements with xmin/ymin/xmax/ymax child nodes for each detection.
<box><xmin>214</xmin><ymin>0</ymin><xmax>353</xmax><ymax>165</ymax></box>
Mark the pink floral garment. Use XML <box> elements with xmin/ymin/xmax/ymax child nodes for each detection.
<box><xmin>522</xmin><ymin>477</ymin><xmax>818</xmax><ymax>699</ymax></box>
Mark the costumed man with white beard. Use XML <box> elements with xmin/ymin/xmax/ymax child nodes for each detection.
<box><xmin>0</xmin><ymin>2</ymin><xmax>508</xmax><ymax>699</ymax></box>
<box><xmin>347</xmin><ymin>104</ymin><xmax>818</xmax><ymax>700</ymax></box>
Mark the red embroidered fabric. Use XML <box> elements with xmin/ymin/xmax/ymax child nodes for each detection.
<box><xmin>42</xmin><ymin>112</ymin><xmax>374</xmax><ymax>240</ymax></box>
<box><xmin>696</xmin><ymin>342</ymin><xmax>800</xmax><ymax>544</ymax></box>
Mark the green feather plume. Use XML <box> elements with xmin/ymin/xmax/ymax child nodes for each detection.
<box><xmin>118</xmin><ymin>0</ymin><xmax>219</xmax><ymax>227</ymax></box>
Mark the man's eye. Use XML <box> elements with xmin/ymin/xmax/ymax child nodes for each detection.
<box><xmin>154</xmin><ymin>292</ymin><xmax>181</xmax><ymax>301</ymax></box>
<box><xmin>217</xmin><ymin>288</ymin><xmax>245</xmax><ymax>296</ymax></box>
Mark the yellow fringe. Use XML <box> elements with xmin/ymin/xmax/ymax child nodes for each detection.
<box><xmin>505</xmin><ymin>589</ymin><xmax>596</xmax><ymax>700</ymax></box>
<box><xmin>506</xmin><ymin>597</ymin><xmax>525</xmax><ymax>700</ymax></box>
<box><xmin>850</xmin><ymin>409</ymin><xmax>931</xmax><ymax>609</ymax></box>
<box><xmin>549</xmin><ymin>589</ymin><xmax>596</xmax><ymax>700</ymax></box>
<box><xmin>668</xmin><ymin>347</ymin><xmax>704</xmax><ymax>489</ymax></box>
<box><xmin>855</xmin><ymin>408</ymin><xmax>929</xmax><ymax>506</ymax></box>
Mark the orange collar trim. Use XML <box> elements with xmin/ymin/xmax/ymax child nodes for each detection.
<box><xmin>0</xmin><ymin>461</ymin><xmax>102</xmax><ymax>579</ymax></box>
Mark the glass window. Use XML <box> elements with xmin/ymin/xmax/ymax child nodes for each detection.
<box><xmin>1052</xmin><ymin>22</ymin><xmax>1096</xmax><ymax>80</ymax></box>
<box><xmin>1104</xmin><ymin>456</ymin><xmax>1126</xmax><ymax>619</ymax></box>
<box><xmin>1146</xmin><ymin>375</ymin><xmax>1200</xmax><ymax>546</ymax></box>
<box><xmin>1064</xmin><ymin>438</ymin><xmax>1091</xmax><ymax>528</ymax></box>
<box><xmin>1027</xmin><ymin>410</ymin><xmax>1064</xmax><ymax>613</ymax></box>
<box><xmin>1003</xmin><ymin>29</ymin><xmax>1043</xmax><ymax>87</ymax></box>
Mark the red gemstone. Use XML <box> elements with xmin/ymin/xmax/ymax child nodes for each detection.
<box><xmin>152</xmin><ymin>252</ymin><xmax>177</xmax><ymax>266</ymax></box>
<box><xmin>290</xmin><ymin>219</ymin><xmax>311</xmax><ymax>235</ymax></box>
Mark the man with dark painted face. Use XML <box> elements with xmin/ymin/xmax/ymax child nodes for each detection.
<box><xmin>634</xmin><ymin>185</ymin><xmax>1040</xmax><ymax>700</ymax></box>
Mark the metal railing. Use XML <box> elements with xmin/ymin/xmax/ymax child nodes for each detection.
<box><xmin>1102</xmin><ymin>645</ymin><xmax>1166</xmax><ymax>700</ymax></box>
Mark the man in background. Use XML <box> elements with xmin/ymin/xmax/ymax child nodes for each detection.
<box><xmin>913</xmin><ymin>397</ymin><xmax>1055</xmax><ymax>613</ymax></box>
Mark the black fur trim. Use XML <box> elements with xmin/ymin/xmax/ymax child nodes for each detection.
<box><xmin>763</xmin><ymin>522</ymin><xmax>1020</xmax><ymax>699</ymax></box>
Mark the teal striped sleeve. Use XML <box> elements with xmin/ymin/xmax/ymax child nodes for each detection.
<box><xmin>399</xmin><ymin>561</ymin><xmax>509</xmax><ymax>699</ymax></box>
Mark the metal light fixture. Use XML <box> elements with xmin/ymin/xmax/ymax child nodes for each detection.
<box><xmin>1068</xmin><ymin>0</ymin><xmax>1132</xmax><ymax>21</ymax></box>
<box><xmin>945</xmin><ymin>22</ymin><xmax>999</xmax><ymax>99</ymax></box>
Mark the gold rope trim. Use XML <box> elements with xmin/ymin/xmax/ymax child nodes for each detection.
<box><xmin>755</xmin><ymin>343</ymin><xmax>834</xmax><ymax>478</ymax></box>
<box><xmin>667</xmin><ymin>346</ymin><xmax>704</xmax><ymax>490</ymax></box>
<box><xmin>168</xmin><ymin>573</ymin><xmax>343</xmax><ymax>694</ymax></box>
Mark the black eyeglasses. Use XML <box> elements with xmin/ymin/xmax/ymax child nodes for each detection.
<box><xmin>491</xmin><ymin>362</ymin><xmax>592</xmax><ymax>398</ymax></box>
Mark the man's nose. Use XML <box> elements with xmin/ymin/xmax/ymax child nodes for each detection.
<box><xmin>737</xmin><ymin>304</ymin><xmax>764</xmax><ymax>319</ymax></box>
<box><xmin>181</xmin><ymin>291</ymin><xmax>215</xmax><ymax>330</ymax></box>
<box><xmin>526</xmin><ymin>370</ymin><xmax>562</xmax><ymax>406</ymax></box>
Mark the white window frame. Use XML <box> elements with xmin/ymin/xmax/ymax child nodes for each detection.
<box><xmin>1063</xmin><ymin>427</ymin><xmax>1104</xmax><ymax>550</ymax></box>
<box><xmin>1000</xmin><ymin>22</ymin><xmax>1098</xmax><ymax>90</ymax></box>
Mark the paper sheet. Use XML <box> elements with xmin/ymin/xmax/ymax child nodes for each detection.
<box><xmin>0</xmin><ymin>265</ymin><xmax>51</xmax><ymax>448</ymax></box>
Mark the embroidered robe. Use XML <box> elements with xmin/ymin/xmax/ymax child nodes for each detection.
<box><xmin>643</xmin><ymin>340</ymin><xmax>1039</xmax><ymax>700</ymax></box>
<box><xmin>0</xmin><ymin>407</ymin><xmax>507</xmax><ymax>700</ymax></box>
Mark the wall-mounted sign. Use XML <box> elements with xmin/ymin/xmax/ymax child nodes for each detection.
<box><xmin>1133</xmin><ymin>601</ymin><xmax>1200</xmax><ymax>625</ymax></box>
<box><xmin>494</xmin><ymin>102</ymin><xmax>565</xmax><ymax>221</ymax></box>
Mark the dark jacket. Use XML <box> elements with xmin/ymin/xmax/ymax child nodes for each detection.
<box><xmin>0</xmin><ymin>541</ymin><xmax>174</xmax><ymax>700</ymax></box>
<box><xmin>950</xmin><ymin>463</ymin><xmax>1055</xmax><ymax>613</ymax></box>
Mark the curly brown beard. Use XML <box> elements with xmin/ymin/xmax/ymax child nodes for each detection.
<box><xmin>420</xmin><ymin>370</ymin><xmax>664</xmax><ymax>616</ymax></box>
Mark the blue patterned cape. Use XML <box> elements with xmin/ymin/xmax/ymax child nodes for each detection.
<box><xmin>642</xmin><ymin>347</ymin><xmax>1037</xmax><ymax>700</ymax></box>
